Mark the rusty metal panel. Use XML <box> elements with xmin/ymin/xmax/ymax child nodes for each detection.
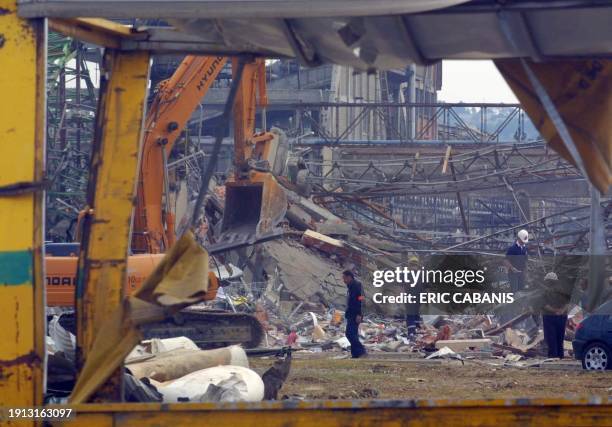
<box><xmin>75</xmin><ymin>49</ymin><xmax>150</xmax><ymax>400</ymax></box>
<box><xmin>495</xmin><ymin>59</ymin><xmax>612</xmax><ymax>194</ymax></box>
<box><xmin>57</xmin><ymin>398</ymin><xmax>612</xmax><ymax>426</ymax></box>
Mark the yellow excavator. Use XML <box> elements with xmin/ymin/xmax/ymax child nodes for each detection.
<box><xmin>45</xmin><ymin>55</ymin><xmax>287</xmax><ymax>348</ymax></box>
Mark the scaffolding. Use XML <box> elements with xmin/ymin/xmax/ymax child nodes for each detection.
<box><xmin>46</xmin><ymin>33</ymin><xmax>99</xmax><ymax>241</ymax></box>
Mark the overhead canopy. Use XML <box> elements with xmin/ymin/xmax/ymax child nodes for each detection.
<box><xmin>18</xmin><ymin>0</ymin><xmax>612</xmax><ymax>192</ymax></box>
<box><xmin>18</xmin><ymin>0</ymin><xmax>612</xmax><ymax>67</ymax></box>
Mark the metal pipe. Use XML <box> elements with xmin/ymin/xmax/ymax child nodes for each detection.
<box><xmin>191</xmin><ymin>58</ymin><xmax>245</xmax><ymax>228</ymax></box>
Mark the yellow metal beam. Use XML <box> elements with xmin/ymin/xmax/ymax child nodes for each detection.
<box><xmin>0</xmin><ymin>0</ymin><xmax>46</xmax><ymax>413</ymax></box>
<box><xmin>75</xmin><ymin>49</ymin><xmax>150</xmax><ymax>400</ymax></box>
<box><xmin>48</xmin><ymin>17</ymin><xmax>139</xmax><ymax>48</ymax></box>
<box><xmin>59</xmin><ymin>398</ymin><xmax>612</xmax><ymax>426</ymax></box>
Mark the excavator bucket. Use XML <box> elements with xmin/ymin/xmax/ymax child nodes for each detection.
<box><xmin>221</xmin><ymin>171</ymin><xmax>287</xmax><ymax>244</ymax></box>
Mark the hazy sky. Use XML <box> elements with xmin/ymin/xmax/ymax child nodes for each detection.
<box><xmin>438</xmin><ymin>60</ymin><xmax>519</xmax><ymax>103</ymax></box>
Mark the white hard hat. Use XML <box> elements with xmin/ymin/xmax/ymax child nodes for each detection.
<box><xmin>544</xmin><ymin>272</ymin><xmax>558</xmax><ymax>281</ymax></box>
<box><xmin>517</xmin><ymin>229</ymin><xmax>529</xmax><ymax>243</ymax></box>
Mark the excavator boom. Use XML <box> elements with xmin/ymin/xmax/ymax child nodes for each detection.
<box><xmin>221</xmin><ymin>58</ymin><xmax>287</xmax><ymax>243</ymax></box>
<box><xmin>44</xmin><ymin>55</ymin><xmax>286</xmax><ymax>349</ymax></box>
<box><xmin>133</xmin><ymin>55</ymin><xmax>228</xmax><ymax>254</ymax></box>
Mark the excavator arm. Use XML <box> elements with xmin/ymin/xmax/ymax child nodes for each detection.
<box><xmin>133</xmin><ymin>55</ymin><xmax>286</xmax><ymax>253</ymax></box>
<box><xmin>133</xmin><ymin>54</ymin><xmax>286</xmax><ymax>254</ymax></box>
<box><xmin>232</xmin><ymin>57</ymin><xmax>270</xmax><ymax>168</ymax></box>
<box><xmin>132</xmin><ymin>55</ymin><xmax>228</xmax><ymax>254</ymax></box>
<box><xmin>220</xmin><ymin>58</ymin><xmax>287</xmax><ymax>242</ymax></box>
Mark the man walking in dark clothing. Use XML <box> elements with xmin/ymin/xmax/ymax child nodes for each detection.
<box><xmin>343</xmin><ymin>270</ymin><xmax>366</xmax><ymax>358</ymax></box>
<box><xmin>541</xmin><ymin>272</ymin><xmax>569</xmax><ymax>359</ymax></box>
<box><xmin>504</xmin><ymin>229</ymin><xmax>529</xmax><ymax>292</ymax></box>
<box><xmin>405</xmin><ymin>256</ymin><xmax>423</xmax><ymax>337</ymax></box>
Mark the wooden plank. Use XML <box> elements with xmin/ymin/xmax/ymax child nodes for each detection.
<box><xmin>441</xmin><ymin>145</ymin><xmax>452</xmax><ymax>174</ymax></box>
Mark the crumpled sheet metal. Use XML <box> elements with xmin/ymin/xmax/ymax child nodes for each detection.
<box><xmin>171</xmin><ymin>16</ymin><xmax>429</xmax><ymax>70</ymax></box>
<box><xmin>48</xmin><ymin>315</ymin><xmax>76</xmax><ymax>363</ymax></box>
<box><xmin>132</xmin><ymin>231</ymin><xmax>209</xmax><ymax>306</ymax></box>
<box><xmin>495</xmin><ymin>58</ymin><xmax>612</xmax><ymax>194</ymax></box>
<box><xmin>69</xmin><ymin>232</ymin><xmax>209</xmax><ymax>403</ymax></box>
<box><xmin>166</xmin><ymin>3</ymin><xmax>612</xmax><ymax>71</ymax></box>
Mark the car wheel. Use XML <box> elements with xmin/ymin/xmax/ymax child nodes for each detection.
<box><xmin>582</xmin><ymin>342</ymin><xmax>610</xmax><ymax>371</ymax></box>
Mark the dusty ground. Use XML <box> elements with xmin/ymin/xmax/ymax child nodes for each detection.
<box><xmin>251</xmin><ymin>355</ymin><xmax>612</xmax><ymax>400</ymax></box>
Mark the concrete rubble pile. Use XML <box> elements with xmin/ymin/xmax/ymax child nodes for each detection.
<box><xmin>204</xmin><ymin>184</ymin><xmax>588</xmax><ymax>365</ymax></box>
<box><xmin>211</xmin><ymin>184</ymin><xmax>412</xmax><ymax>319</ymax></box>
<box><xmin>254</xmin><ymin>308</ymin><xmax>585</xmax><ymax>364</ymax></box>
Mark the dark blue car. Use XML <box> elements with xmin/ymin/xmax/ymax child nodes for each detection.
<box><xmin>573</xmin><ymin>300</ymin><xmax>612</xmax><ymax>370</ymax></box>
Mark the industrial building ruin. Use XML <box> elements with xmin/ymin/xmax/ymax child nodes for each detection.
<box><xmin>3</xmin><ymin>1</ymin><xmax>612</xmax><ymax>425</ymax></box>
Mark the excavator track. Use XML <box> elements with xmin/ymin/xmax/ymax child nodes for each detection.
<box><xmin>57</xmin><ymin>309</ymin><xmax>265</xmax><ymax>350</ymax></box>
<box><xmin>141</xmin><ymin>309</ymin><xmax>265</xmax><ymax>349</ymax></box>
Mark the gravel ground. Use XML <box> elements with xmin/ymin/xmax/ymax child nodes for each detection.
<box><xmin>251</xmin><ymin>355</ymin><xmax>612</xmax><ymax>400</ymax></box>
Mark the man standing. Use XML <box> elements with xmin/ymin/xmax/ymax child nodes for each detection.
<box><xmin>504</xmin><ymin>229</ymin><xmax>529</xmax><ymax>292</ymax></box>
<box><xmin>405</xmin><ymin>256</ymin><xmax>423</xmax><ymax>337</ymax></box>
<box><xmin>342</xmin><ymin>270</ymin><xmax>366</xmax><ymax>358</ymax></box>
<box><xmin>541</xmin><ymin>272</ymin><xmax>569</xmax><ymax>359</ymax></box>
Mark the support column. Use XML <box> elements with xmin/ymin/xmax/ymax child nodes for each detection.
<box><xmin>586</xmin><ymin>185</ymin><xmax>606</xmax><ymax>312</ymax></box>
<box><xmin>76</xmin><ymin>49</ymin><xmax>150</xmax><ymax>400</ymax></box>
<box><xmin>321</xmin><ymin>146</ymin><xmax>334</xmax><ymax>191</ymax></box>
<box><xmin>0</xmin><ymin>0</ymin><xmax>46</xmax><ymax>411</ymax></box>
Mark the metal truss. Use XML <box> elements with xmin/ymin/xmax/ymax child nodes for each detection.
<box><xmin>307</xmin><ymin>142</ymin><xmax>580</xmax><ymax>196</ymax></box>
<box><xmin>279</xmin><ymin>102</ymin><xmax>534</xmax><ymax>145</ymax></box>
<box><xmin>306</xmin><ymin>142</ymin><xmax>608</xmax><ymax>254</ymax></box>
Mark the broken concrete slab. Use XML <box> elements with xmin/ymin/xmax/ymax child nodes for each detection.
<box><xmin>435</xmin><ymin>339</ymin><xmax>492</xmax><ymax>352</ymax></box>
<box><xmin>256</xmin><ymin>239</ymin><xmax>347</xmax><ymax>309</ymax></box>
<box><xmin>286</xmin><ymin>204</ymin><xmax>315</xmax><ymax>230</ymax></box>
<box><xmin>316</xmin><ymin>220</ymin><xmax>353</xmax><ymax>237</ymax></box>
<box><xmin>302</xmin><ymin>229</ymin><xmax>345</xmax><ymax>252</ymax></box>
<box><xmin>287</xmin><ymin>192</ymin><xmax>343</xmax><ymax>223</ymax></box>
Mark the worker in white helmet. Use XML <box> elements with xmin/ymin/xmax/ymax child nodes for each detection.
<box><xmin>504</xmin><ymin>229</ymin><xmax>529</xmax><ymax>292</ymax></box>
